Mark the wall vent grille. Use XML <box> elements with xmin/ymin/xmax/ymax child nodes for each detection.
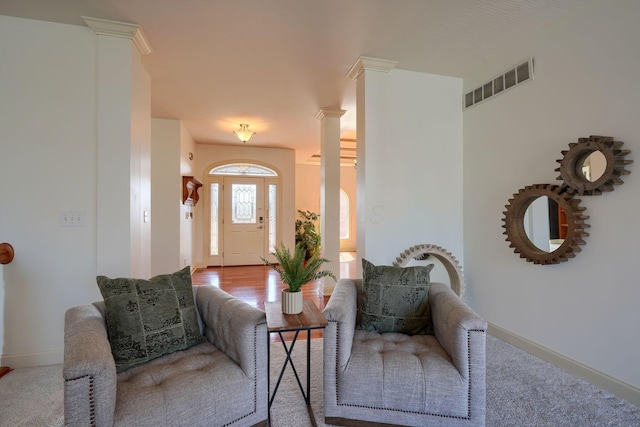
<box><xmin>464</xmin><ymin>57</ymin><xmax>534</xmax><ymax>110</ymax></box>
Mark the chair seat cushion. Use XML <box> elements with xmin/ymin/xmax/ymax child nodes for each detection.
<box><xmin>114</xmin><ymin>342</ymin><xmax>257</xmax><ymax>426</ymax></box>
<box><xmin>338</xmin><ymin>331</ymin><xmax>470</xmax><ymax>418</ymax></box>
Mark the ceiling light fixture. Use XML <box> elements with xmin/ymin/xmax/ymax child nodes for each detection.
<box><xmin>233</xmin><ymin>124</ymin><xmax>256</xmax><ymax>143</ymax></box>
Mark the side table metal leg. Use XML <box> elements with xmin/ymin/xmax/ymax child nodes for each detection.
<box><xmin>307</xmin><ymin>329</ymin><xmax>311</xmax><ymax>405</ymax></box>
<box><xmin>270</xmin><ymin>331</ymin><xmax>304</xmax><ymax>407</ymax></box>
<box><xmin>267</xmin><ymin>331</ymin><xmax>271</xmax><ymax>426</ymax></box>
<box><xmin>306</xmin><ymin>328</ymin><xmax>317</xmax><ymax>427</ymax></box>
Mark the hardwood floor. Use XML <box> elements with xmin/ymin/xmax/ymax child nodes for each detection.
<box><xmin>192</xmin><ymin>264</ymin><xmax>329</xmax><ymax>310</ymax></box>
<box><xmin>0</xmin><ymin>367</ymin><xmax>11</xmax><ymax>379</ymax></box>
<box><xmin>191</xmin><ymin>252</ymin><xmax>357</xmax><ymax>342</ymax></box>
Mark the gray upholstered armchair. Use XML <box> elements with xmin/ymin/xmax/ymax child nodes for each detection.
<box><xmin>323</xmin><ymin>279</ymin><xmax>487</xmax><ymax>427</ymax></box>
<box><xmin>63</xmin><ymin>285</ymin><xmax>268</xmax><ymax>427</ymax></box>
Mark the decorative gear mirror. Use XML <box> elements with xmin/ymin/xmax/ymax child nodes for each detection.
<box><xmin>502</xmin><ymin>184</ymin><xmax>589</xmax><ymax>265</ymax></box>
<box><xmin>555</xmin><ymin>135</ymin><xmax>632</xmax><ymax>195</ymax></box>
<box><xmin>502</xmin><ymin>136</ymin><xmax>631</xmax><ymax>265</ymax></box>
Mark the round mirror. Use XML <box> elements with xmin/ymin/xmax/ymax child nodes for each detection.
<box><xmin>523</xmin><ymin>196</ymin><xmax>566</xmax><ymax>253</ymax></box>
<box><xmin>581</xmin><ymin>150</ymin><xmax>606</xmax><ymax>182</ymax></box>
<box><xmin>556</xmin><ymin>135</ymin><xmax>632</xmax><ymax>195</ymax></box>
<box><xmin>503</xmin><ymin>184</ymin><xmax>589</xmax><ymax>264</ymax></box>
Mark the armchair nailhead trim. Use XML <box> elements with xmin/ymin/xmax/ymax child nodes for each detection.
<box><xmin>333</xmin><ymin>320</ymin><xmax>340</xmax><ymax>408</ymax></box>
<box><xmin>65</xmin><ymin>374</ymin><xmax>96</xmax><ymax>427</ymax></box>
<box><xmin>222</xmin><ymin>320</ymin><xmax>268</xmax><ymax>427</ymax></box>
<box><xmin>467</xmin><ymin>328</ymin><xmax>485</xmax><ymax>421</ymax></box>
<box><xmin>333</xmin><ymin>326</ymin><xmax>487</xmax><ymax>422</ymax></box>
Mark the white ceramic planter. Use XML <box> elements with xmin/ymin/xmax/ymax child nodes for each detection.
<box><xmin>281</xmin><ymin>289</ymin><xmax>303</xmax><ymax>314</ymax></box>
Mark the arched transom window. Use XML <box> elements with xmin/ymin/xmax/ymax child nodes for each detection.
<box><xmin>209</xmin><ymin>163</ymin><xmax>277</xmax><ymax>176</ymax></box>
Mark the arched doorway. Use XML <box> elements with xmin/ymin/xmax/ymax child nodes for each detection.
<box><xmin>205</xmin><ymin>162</ymin><xmax>280</xmax><ymax>266</ymax></box>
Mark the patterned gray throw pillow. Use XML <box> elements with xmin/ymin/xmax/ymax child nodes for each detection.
<box><xmin>359</xmin><ymin>259</ymin><xmax>434</xmax><ymax>335</ymax></box>
<box><xmin>96</xmin><ymin>266</ymin><xmax>205</xmax><ymax>372</ymax></box>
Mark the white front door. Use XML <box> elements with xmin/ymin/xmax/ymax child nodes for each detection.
<box><xmin>222</xmin><ymin>177</ymin><xmax>266</xmax><ymax>265</ymax></box>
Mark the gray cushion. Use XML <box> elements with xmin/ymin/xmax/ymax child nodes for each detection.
<box><xmin>115</xmin><ymin>342</ymin><xmax>256</xmax><ymax>426</ymax></box>
<box><xmin>339</xmin><ymin>331</ymin><xmax>468</xmax><ymax>416</ymax></box>
<box><xmin>358</xmin><ymin>259</ymin><xmax>434</xmax><ymax>335</ymax></box>
<box><xmin>96</xmin><ymin>266</ymin><xmax>205</xmax><ymax>372</ymax></box>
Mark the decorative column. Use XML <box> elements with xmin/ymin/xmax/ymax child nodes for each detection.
<box><xmin>83</xmin><ymin>17</ymin><xmax>153</xmax><ymax>278</ymax></box>
<box><xmin>315</xmin><ymin>108</ymin><xmax>346</xmax><ymax>296</ymax></box>
<box><xmin>347</xmin><ymin>56</ymin><xmax>397</xmax><ymax>277</ymax></box>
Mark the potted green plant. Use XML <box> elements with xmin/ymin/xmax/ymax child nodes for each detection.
<box><xmin>295</xmin><ymin>210</ymin><xmax>321</xmax><ymax>260</ymax></box>
<box><xmin>263</xmin><ymin>242</ymin><xmax>336</xmax><ymax>314</ymax></box>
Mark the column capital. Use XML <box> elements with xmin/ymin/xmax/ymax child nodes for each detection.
<box><xmin>314</xmin><ymin>108</ymin><xmax>346</xmax><ymax>121</ymax></box>
<box><xmin>347</xmin><ymin>56</ymin><xmax>398</xmax><ymax>80</ymax></box>
<box><xmin>82</xmin><ymin>16</ymin><xmax>153</xmax><ymax>55</ymax></box>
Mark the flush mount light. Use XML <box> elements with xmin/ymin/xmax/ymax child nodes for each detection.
<box><xmin>233</xmin><ymin>124</ymin><xmax>256</xmax><ymax>143</ymax></box>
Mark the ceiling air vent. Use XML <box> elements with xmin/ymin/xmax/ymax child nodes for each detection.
<box><xmin>464</xmin><ymin>57</ymin><xmax>534</xmax><ymax>110</ymax></box>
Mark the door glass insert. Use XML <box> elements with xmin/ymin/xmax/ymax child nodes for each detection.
<box><xmin>232</xmin><ymin>184</ymin><xmax>257</xmax><ymax>224</ymax></box>
<box><xmin>268</xmin><ymin>184</ymin><xmax>277</xmax><ymax>252</ymax></box>
<box><xmin>210</xmin><ymin>183</ymin><xmax>219</xmax><ymax>255</ymax></box>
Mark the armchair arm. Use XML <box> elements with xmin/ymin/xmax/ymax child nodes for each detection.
<box><xmin>323</xmin><ymin>278</ymin><xmax>359</xmax><ymax>369</ymax></box>
<box><xmin>63</xmin><ymin>303</ymin><xmax>117</xmax><ymax>427</ymax></box>
<box><xmin>194</xmin><ymin>285</ymin><xmax>267</xmax><ymax>379</ymax></box>
<box><xmin>429</xmin><ymin>282</ymin><xmax>487</xmax><ymax>376</ymax></box>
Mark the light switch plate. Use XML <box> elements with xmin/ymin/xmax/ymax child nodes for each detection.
<box><xmin>60</xmin><ymin>211</ymin><xmax>86</xmax><ymax>227</ymax></box>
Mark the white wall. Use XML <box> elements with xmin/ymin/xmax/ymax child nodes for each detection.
<box><xmin>463</xmin><ymin>0</ymin><xmax>640</xmax><ymax>393</ymax></box>
<box><xmin>130</xmin><ymin>42</ymin><xmax>152</xmax><ymax>279</ymax></box>
<box><xmin>151</xmin><ymin>118</ymin><xmax>197</xmax><ymax>275</ymax></box>
<box><xmin>193</xmin><ymin>144</ymin><xmax>296</xmax><ymax>267</ymax></box>
<box><xmin>151</xmin><ymin>119</ymin><xmax>182</xmax><ymax>274</ymax></box>
<box><xmin>0</xmin><ymin>15</ymin><xmax>151</xmax><ymax>367</ymax></box>
<box><xmin>340</xmin><ymin>164</ymin><xmax>357</xmax><ymax>251</ymax></box>
<box><xmin>296</xmin><ymin>164</ymin><xmax>357</xmax><ymax>252</ymax></box>
<box><xmin>180</xmin><ymin>124</ymin><xmax>197</xmax><ymax>271</ymax></box>
<box><xmin>0</xmin><ymin>17</ymin><xmax>99</xmax><ymax>366</ymax></box>
<box><xmin>296</xmin><ymin>164</ymin><xmax>322</xmax><ymax>213</ymax></box>
<box><xmin>357</xmin><ymin>68</ymin><xmax>464</xmax><ymax>270</ymax></box>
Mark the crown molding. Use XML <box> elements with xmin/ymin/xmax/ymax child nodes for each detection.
<box><xmin>82</xmin><ymin>16</ymin><xmax>153</xmax><ymax>55</ymax></box>
<box><xmin>132</xmin><ymin>27</ymin><xmax>153</xmax><ymax>55</ymax></box>
<box><xmin>314</xmin><ymin>108</ymin><xmax>346</xmax><ymax>121</ymax></box>
<box><xmin>347</xmin><ymin>56</ymin><xmax>398</xmax><ymax>80</ymax></box>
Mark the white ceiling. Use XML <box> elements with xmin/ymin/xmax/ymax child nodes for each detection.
<box><xmin>1</xmin><ymin>0</ymin><xmax>587</xmax><ymax>163</ymax></box>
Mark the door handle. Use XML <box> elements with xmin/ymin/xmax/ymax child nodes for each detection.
<box><xmin>258</xmin><ymin>225</ymin><xmax>263</xmax><ymax>229</ymax></box>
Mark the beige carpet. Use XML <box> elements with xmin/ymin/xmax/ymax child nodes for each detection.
<box><xmin>0</xmin><ymin>364</ymin><xmax>64</xmax><ymax>427</ymax></box>
<box><xmin>0</xmin><ymin>340</ymin><xmax>327</xmax><ymax>427</ymax></box>
<box><xmin>269</xmin><ymin>339</ymin><xmax>328</xmax><ymax>426</ymax></box>
<box><xmin>2</xmin><ymin>336</ymin><xmax>640</xmax><ymax>427</ymax></box>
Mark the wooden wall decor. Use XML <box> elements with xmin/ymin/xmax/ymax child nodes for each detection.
<box><xmin>556</xmin><ymin>135</ymin><xmax>632</xmax><ymax>196</ymax></box>
<box><xmin>393</xmin><ymin>244</ymin><xmax>466</xmax><ymax>297</ymax></box>
<box><xmin>182</xmin><ymin>176</ymin><xmax>203</xmax><ymax>206</ymax></box>
<box><xmin>0</xmin><ymin>242</ymin><xmax>15</xmax><ymax>265</ymax></box>
<box><xmin>502</xmin><ymin>184</ymin><xmax>589</xmax><ymax>265</ymax></box>
<box><xmin>503</xmin><ymin>135</ymin><xmax>632</xmax><ymax>265</ymax></box>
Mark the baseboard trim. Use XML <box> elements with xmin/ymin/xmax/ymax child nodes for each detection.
<box><xmin>0</xmin><ymin>349</ymin><xmax>63</xmax><ymax>368</ymax></box>
<box><xmin>488</xmin><ymin>322</ymin><xmax>640</xmax><ymax>407</ymax></box>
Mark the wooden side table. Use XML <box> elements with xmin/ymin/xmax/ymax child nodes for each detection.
<box><xmin>265</xmin><ymin>300</ymin><xmax>328</xmax><ymax>427</ymax></box>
